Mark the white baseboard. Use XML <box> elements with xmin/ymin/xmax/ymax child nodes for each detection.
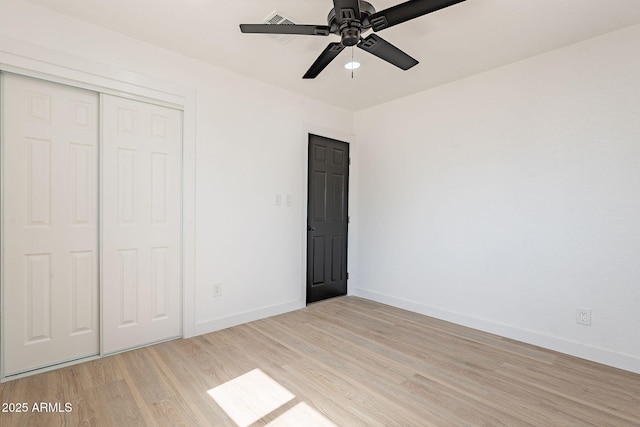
<box><xmin>194</xmin><ymin>300</ymin><xmax>304</xmax><ymax>336</ymax></box>
<box><xmin>354</xmin><ymin>288</ymin><xmax>640</xmax><ymax>375</ymax></box>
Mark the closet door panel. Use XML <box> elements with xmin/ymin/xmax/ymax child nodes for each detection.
<box><xmin>101</xmin><ymin>94</ymin><xmax>182</xmax><ymax>354</ymax></box>
<box><xmin>2</xmin><ymin>73</ymin><xmax>99</xmax><ymax>376</ymax></box>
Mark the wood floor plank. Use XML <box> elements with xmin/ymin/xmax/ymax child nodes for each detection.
<box><xmin>1</xmin><ymin>296</ymin><xmax>639</xmax><ymax>426</ymax></box>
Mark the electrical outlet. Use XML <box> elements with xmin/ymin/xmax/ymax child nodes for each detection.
<box><xmin>213</xmin><ymin>283</ymin><xmax>222</xmax><ymax>298</ymax></box>
<box><xmin>576</xmin><ymin>308</ymin><xmax>591</xmax><ymax>325</ymax></box>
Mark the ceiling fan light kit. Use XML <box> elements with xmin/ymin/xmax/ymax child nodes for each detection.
<box><xmin>240</xmin><ymin>0</ymin><xmax>467</xmax><ymax>78</ymax></box>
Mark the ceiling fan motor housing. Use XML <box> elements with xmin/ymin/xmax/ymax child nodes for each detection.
<box><xmin>328</xmin><ymin>1</ymin><xmax>376</xmax><ymax>32</ymax></box>
<box><xmin>332</xmin><ymin>1</ymin><xmax>375</xmax><ymax>46</ymax></box>
<box><xmin>341</xmin><ymin>25</ymin><xmax>361</xmax><ymax>46</ymax></box>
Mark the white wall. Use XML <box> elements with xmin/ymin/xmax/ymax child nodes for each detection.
<box><xmin>354</xmin><ymin>23</ymin><xmax>640</xmax><ymax>373</ymax></box>
<box><xmin>0</xmin><ymin>0</ymin><xmax>355</xmax><ymax>335</ymax></box>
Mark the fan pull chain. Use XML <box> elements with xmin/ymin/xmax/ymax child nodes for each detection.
<box><xmin>351</xmin><ymin>47</ymin><xmax>354</xmax><ymax>79</ymax></box>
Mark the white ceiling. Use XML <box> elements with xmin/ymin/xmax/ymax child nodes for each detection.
<box><xmin>24</xmin><ymin>0</ymin><xmax>640</xmax><ymax>111</ymax></box>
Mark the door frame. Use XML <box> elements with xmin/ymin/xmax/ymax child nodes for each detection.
<box><xmin>0</xmin><ymin>36</ymin><xmax>196</xmax><ymax>381</ymax></box>
<box><xmin>300</xmin><ymin>127</ymin><xmax>354</xmax><ymax>305</ymax></box>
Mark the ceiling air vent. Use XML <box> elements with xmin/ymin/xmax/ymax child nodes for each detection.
<box><xmin>263</xmin><ymin>10</ymin><xmax>297</xmax><ymax>45</ymax></box>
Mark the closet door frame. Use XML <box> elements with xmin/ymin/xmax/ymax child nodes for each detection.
<box><xmin>0</xmin><ymin>36</ymin><xmax>196</xmax><ymax>381</ymax></box>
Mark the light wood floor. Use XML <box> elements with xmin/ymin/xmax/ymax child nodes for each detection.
<box><xmin>1</xmin><ymin>296</ymin><xmax>639</xmax><ymax>426</ymax></box>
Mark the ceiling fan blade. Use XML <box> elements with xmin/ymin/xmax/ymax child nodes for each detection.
<box><xmin>357</xmin><ymin>34</ymin><xmax>418</xmax><ymax>70</ymax></box>
<box><xmin>240</xmin><ymin>24</ymin><xmax>331</xmax><ymax>36</ymax></box>
<box><xmin>333</xmin><ymin>0</ymin><xmax>362</xmax><ymax>24</ymax></box>
<box><xmin>303</xmin><ymin>43</ymin><xmax>346</xmax><ymax>79</ymax></box>
<box><xmin>368</xmin><ymin>0</ymin><xmax>466</xmax><ymax>32</ymax></box>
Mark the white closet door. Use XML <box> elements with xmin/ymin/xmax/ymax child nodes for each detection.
<box><xmin>101</xmin><ymin>94</ymin><xmax>182</xmax><ymax>354</ymax></box>
<box><xmin>2</xmin><ymin>73</ymin><xmax>99</xmax><ymax>375</ymax></box>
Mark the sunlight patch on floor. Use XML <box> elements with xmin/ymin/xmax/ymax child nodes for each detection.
<box><xmin>207</xmin><ymin>369</ymin><xmax>295</xmax><ymax>427</ymax></box>
<box><xmin>266</xmin><ymin>402</ymin><xmax>338</xmax><ymax>427</ymax></box>
<box><xmin>207</xmin><ymin>368</ymin><xmax>337</xmax><ymax>426</ymax></box>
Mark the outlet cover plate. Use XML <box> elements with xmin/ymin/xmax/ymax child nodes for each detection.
<box><xmin>213</xmin><ymin>283</ymin><xmax>222</xmax><ymax>298</ymax></box>
<box><xmin>576</xmin><ymin>308</ymin><xmax>591</xmax><ymax>325</ymax></box>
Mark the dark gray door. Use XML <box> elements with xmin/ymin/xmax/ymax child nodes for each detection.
<box><xmin>307</xmin><ymin>134</ymin><xmax>349</xmax><ymax>304</ymax></box>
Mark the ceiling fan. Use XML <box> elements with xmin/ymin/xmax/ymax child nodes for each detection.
<box><xmin>240</xmin><ymin>0</ymin><xmax>466</xmax><ymax>79</ymax></box>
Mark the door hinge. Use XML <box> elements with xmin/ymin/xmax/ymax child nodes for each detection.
<box><xmin>347</xmin><ymin>272</ymin><xmax>350</xmax><ymax>280</ymax></box>
<box><xmin>348</xmin><ymin>216</ymin><xmax>350</xmax><ymax>223</ymax></box>
<box><xmin>349</xmin><ymin>158</ymin><xmax>351</xmax><ymax>165</ymax></box>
